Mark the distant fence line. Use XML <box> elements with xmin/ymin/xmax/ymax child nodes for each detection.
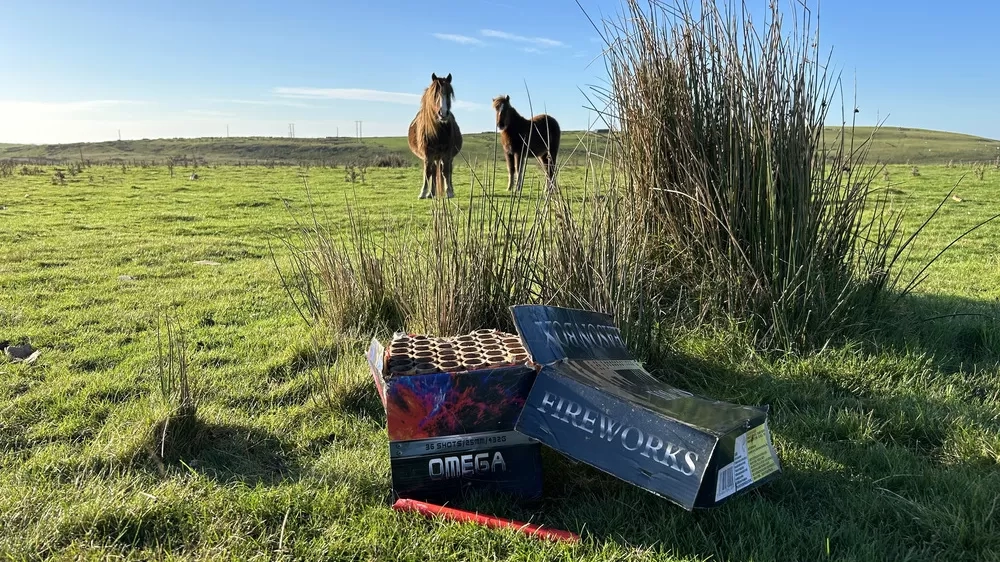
<box><xmin>0</xmin><ymin>154</ymin><xmax>418</xmax><ymax>172</ymax></box>
<box><xmin>2</xmin><ymin>153</ymin><xmax>998</xmax><ymax>176</ymax></box>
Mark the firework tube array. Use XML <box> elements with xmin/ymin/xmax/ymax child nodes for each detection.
<box><xmin>385</xmin><ymin>329</ymin><xmax>530</xmax><ymax>377</ymax></box>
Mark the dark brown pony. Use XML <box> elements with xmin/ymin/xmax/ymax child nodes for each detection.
<box><xmin>492</xmin><ymin>95</ymin><xmax>560</xmax><ymax>193</ymax></box>
<box><xmin>408</xmin><ymin>73</ymin><xmax>463</xmax><ymax>199</ymax></box>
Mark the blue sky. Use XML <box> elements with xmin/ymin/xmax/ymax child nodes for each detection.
<box><xmin>1</xmin><ymin>0</ymin><xmax>997</xmax><ymax>144</ymax></box>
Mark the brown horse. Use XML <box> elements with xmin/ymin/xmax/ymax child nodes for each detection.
<box><xmin>492</xmin><ymin>95</ymin><xmax>560</xmax><ymax>193</ymax></box>
<box><xmin>408</xmin><ymin>73</ymin><xmax>463</xmax><ymax>199</ymax></box>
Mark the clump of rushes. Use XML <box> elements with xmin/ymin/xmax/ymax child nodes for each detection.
<box><xmin>587</xmin><ymin>0</ymin><xmax>935</xmax><ymax>351</ymax></box>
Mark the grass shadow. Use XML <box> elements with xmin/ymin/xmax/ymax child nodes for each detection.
<box><xmin>867</xmin><ymin>291</ymin><xmax>1000</xmax><ymax>373</ymax></box>
<box><xmin>54</xmin><ymin>500</ymin><xmax>199</xmax><ymax>555</ymax></box>
<box><xmin>146</xmin><ymin>416</ymin><xmax>299</xmax><ymax>486</ymax></box>
<box><xmin>338</xmin><ymin>381</ymin><xmax>387</xmax><ymax>425</ymax></box>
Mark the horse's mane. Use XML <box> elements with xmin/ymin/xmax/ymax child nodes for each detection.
<box><xmin>416</xmin><ymin>79</ymin><xmax>454</xmax><ymax>141</ymax></box>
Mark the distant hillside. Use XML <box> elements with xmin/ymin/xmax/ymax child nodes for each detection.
<box><xmin>0</xmin><ymin>136</ymin><xmax>405</xmax><ymax>166</ymax></box>
<box><xmin>823</xmin><ymin>126</ymin><xmax>1000</xmax><ymax>165</ymax></box>
<box><xmin>0</xmin><ymin>131</ymin><xmax>611</xmax><ymax>168</ymax></box>
<box><xmin>1</xmin><ymin>127</ymin><xmax>996</xmax><ymax>167</ymax></box>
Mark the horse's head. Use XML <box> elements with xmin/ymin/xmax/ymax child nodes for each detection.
<box><xmin>428</xmin><ymin>72</ymin><xmax>454</xmax><ymax>123</ymax></box>
<box><xmin>492</xmin><ymin>95</ymin><xmax>512</xmax><ymax>132</ymax></box>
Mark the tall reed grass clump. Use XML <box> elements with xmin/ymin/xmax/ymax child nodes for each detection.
<box><xmin>589</xmin><ymin>0</ymin><xmax>911</xmax><ymax>350</ymax></box>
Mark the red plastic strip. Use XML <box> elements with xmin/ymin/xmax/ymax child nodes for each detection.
<box><xmin>391</xmin><ymin>498</ymin><xmax>580</xmax><ymax>543</ymax></box>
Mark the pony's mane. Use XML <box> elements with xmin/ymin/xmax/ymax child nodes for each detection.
<box><xmin>416</xmin><ymin>79</ymin><xmax>454</xmax><ymax>140</ymax></box>
<box><xmin>492</xmin><ymin>95</ymin><xmax>520</xmax><ymax>116</ymax></box>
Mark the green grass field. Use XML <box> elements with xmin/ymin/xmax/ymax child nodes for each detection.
<box><xmin>1</xmin><ymin>157</ymin><xmax>998</xmax><ymax>560</ymax></box>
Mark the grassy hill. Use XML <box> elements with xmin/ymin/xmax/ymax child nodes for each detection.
<box><xmin>1</xmin><ymin>126</ymin><xmax>997</xmax><ymax>167</ymax></box>
<box><xmin>831</xmin><ymin>126</ymin><xmax>1000</xmax><ymax>165</ymax></box>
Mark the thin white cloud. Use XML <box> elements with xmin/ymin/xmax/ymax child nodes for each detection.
<box><xmin>276</xmin><ymin>87</ymin><xmax>420</xmax><ymax>105</ymax></box>
<box><xmin>185</xmin><ymin>109</ymin><xmax>235</xmax><ymax>118</ymax></box>
<box><xmin>452</xmin><ymin>100</ymin><xmax>485</xmax><ymax>110</ymax></box>
<box><xmin>272</xmin><ymin>87</ymin><xmax>485</xmax><ymax>110</ymax></box>
<box><xmin>0</xmin><ymin>99</ymin><xmax>147</xmax><ymax>114</ymax></box>
<box><xmin>522</xmin><ymin>47</ymin><xmax>543</xmax><ymax>54</ymax></box>
<box><xmin>454</xmin><ymin>101</ymin><xmax>484</xmax><ymax>110</ymax></box>
<box><xmin>432</xmin><ymin>33</ymin><xmax>484</xmax><ymax>45</ymax></box>
<box><xmin>480</xmin><ymin>29</ymin><xmax>566</xmax><ymax>48</ymax></box>
<box><xmin>211</xmin><ymin>98</ymin><xmax>315</xmax><ymax>108</ymax></box>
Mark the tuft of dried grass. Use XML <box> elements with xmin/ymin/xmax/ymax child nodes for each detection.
<box><xmin>151</xmin><ymin>311</ymin><xmax>202</xmax><ymax>464</ymax></box>
<box><xmin>275</xmin><ymin>173</ymin><xmax>546</xmax><ymax>338</ymax></box>
<box><xmin>155</xmin><ymin>311</ymin><xmax>197</xmax><ymax>419</ymax></box>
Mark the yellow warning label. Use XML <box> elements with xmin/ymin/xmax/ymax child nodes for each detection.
<box><xmin>744</xmin><ymin>423</ymin><xmax>779</xmax><ymax>482</ymax></box>
<box><xmin>732</xmin><ymin>421</ymin><xmax>781</xmax><ymax>493</ymax></box>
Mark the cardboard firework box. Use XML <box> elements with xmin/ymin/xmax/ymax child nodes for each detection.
<box><xmin>366</xmin><ymin>329</ymin><xmax>543</xmax><ymax>503</ymax></box>
<box><xmin>509</xmin><ymin>304</ymin><xmax>783</xmax><ymax>510</ymax></box>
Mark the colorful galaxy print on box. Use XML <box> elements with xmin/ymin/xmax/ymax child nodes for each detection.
<box><xmin>382</xmin><ymin>365</ymin><xmax>536</xmax><ymax>441</ymax></box>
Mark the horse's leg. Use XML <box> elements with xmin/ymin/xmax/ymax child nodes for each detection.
<box><xmin>428</xmin><ymin>160</ymin><xmax>439</xmax><ymax>198</ymax></box>
<box><xmin>418</xmin><ymin>159</ymin><xmax>428</xmax><ymax>199</ymax></box>
<box><xmin>434</xmin><ymin>158</ymin><xmax>445</xmax><ymax>198</ymax></box>
<box><xmin>539</xmin><ymin>152</ymin><xmax>556</xmax><ymax>192</ymax></box>
<box><xmin>546</xmin><ymin>135</ymin><xmax>559</xmax><ymax>192</ymax></box>
<box><xmin>514</xmin><ymin>149</ymin><xmax>528</xmax><ymax>194</ymax></box>
<box><xmin>548</xmin><ymin>154</ymin><xmax>557</xmax><ymax>191</ymax></box>
<box><xmin>443</xmin><ymin>157</ymin><xmax>455</xmax><ymax>198</ymax></box>
<box><xmin>504</xmin><ymin>151</ymin><xmax>515</xmax><ymax>192</ymax></box>
<box><xmin>512</xmin><ymin>150</ymin><xmax>524</xmax><ymax>194</ymax></box>
<box><xmin>419</xmin><ymin>159</ymin><xmax>433</xmax><ymax>199</ymax></box>
<box><xmin>536</xmin><ymin>154</ymin><xmax>549</xmax><ymax>189</ymax></box>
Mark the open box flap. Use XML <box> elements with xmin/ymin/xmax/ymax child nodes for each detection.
<box><xmin>510</xmin><ymin>305</ymin><xmax>765</xmax><ymax>435</ymax></box>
